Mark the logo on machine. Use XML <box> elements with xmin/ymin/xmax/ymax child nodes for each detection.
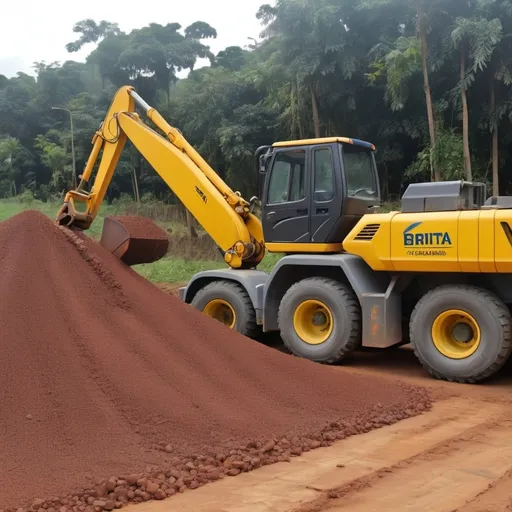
<box><xmin>195</xmin><ymin>186</ymin><xmax>207</xmax><ymax>204</ymax></box>
<box><xmin>403</xmin><ymin>222</ymin><xmax>452</xmax><ymax>247</ymax></box>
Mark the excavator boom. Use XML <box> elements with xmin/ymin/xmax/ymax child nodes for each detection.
<box><xmin>57</xmin><ymin>86</ymin><xmax>265</xmax><ymax>268</ymax></box>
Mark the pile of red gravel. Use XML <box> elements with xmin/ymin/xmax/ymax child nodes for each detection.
<box><xmin>0</xmin><ymin>210</ymin><xmax>431</xmax><ymax>511</ymax></box>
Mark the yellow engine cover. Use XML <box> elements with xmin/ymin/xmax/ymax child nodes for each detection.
<box><xmin>342</xmin><ymin>209</ymin><xmax>512</xmax><ymax>273</ymax></box>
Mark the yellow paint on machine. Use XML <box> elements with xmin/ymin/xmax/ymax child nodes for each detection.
<box><xmin>494</xmin><ymin>210</ymin><xmax>512</xmax><ymax>273</ymax></box>
<box><xmin>265</xmin><ymin>242</ymin><xmax>343</xmax><ymax>253</ymax></box>
<box><xmin>479</xmin><ymin>210</ymin><xmax>496</xmax><ymax>273</ymax></box>
<box><xmin>389</xmin><ymin>212</ymin><xmax>460</xmax><ymax>272</ymax></box>
<box><xmin>344</xmin><ymin>209</ymin><xmax>512</xmax><ymax>274</ymax></box>
<box><xmin>458</xmin><ymin>211</ymin><xmax>479</xmax><ymax>273</ymax></box>
<box><xmin>342</xmin><ymin>213</ymin><xmax>396</xmax><ymax>271</ymax></box>
<box><xmin>272</xmin><ymin>136</ymin><xmax>375</xmax><ymax>150</ymax></box>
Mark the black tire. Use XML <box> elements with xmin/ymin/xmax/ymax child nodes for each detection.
<box><xmin>410</xmin><ymin>285</ymin><xmax>512</xmax><ymax>383</ymax></box>
<box><xmin>278</xmin><ymin>277</ymin><xmax>361</xmax><ymax>363</ymax></box>
<box><xmin>190</xmin><ymin>280</ymin><xmax>259</xmax><ymax>338</ymax></box>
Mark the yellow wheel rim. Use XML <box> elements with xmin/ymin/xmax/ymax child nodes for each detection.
<box><xmin>203</xmin><ymin>299</ymin><xmax>236</xmax><ymax>329</ymax></box>
<box><xmin>432</xmin><ymin>309</ymin><xmax>481</xmax><ymax>359</ymax></box>
<box><xmin>293</xmin><ymin>299</ymin><xmax>334</xmax><ymax>345</ymax></box>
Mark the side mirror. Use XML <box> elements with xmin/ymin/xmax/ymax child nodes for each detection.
<box><xmin>259</xmin><ymin>156</ymin><xmax>266</xmax><ymax>174</ymax></box>
<box><xmin>255</xmin><ymin>145</ymin><xmax>272</xmax><ymax>174</ymax></box>
<box><xmin>254</xmin><ymin>145</ymin><xmax>273</xmax><ymax>203</ymax></box>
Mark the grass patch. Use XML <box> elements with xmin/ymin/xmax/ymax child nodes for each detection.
<box><xmin>135</xmin><ymin>252</ymin><xmax>283</xmax><ymax>284</ymax></box>
<box><xmin>0</xmin><ymin>200</ymin><xmax>57</xmax><ymax>221</ymax></box>
<box><xmin>0</xmin><ymin>199</ymin><xmax>185</xmax><ymax>239</ymax></box>
<box><xmin>0</xmin><ymin>198</ymin><xmax>284</xmax><ymax>284</ymax></box>
<box><xmin>135</xmin><ymin>259</ymin><xmax>225</xmax><ymax>283</ymax></box>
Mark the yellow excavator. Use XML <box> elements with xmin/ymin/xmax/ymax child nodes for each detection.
<box><xmin>58</xmin><ymin>85</ymin><xmax>512</xmax><ymax>384</ymax></box>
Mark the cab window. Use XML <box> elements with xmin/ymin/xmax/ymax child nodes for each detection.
<box><xmin>342</xmin><ymin>145</ymin><xmax>378</xmax><ymax>199</ymax></box>
<box><xmin>268</xmin><ymin>150</ymin><xmax>306</xmax><ymax>204</ymax></box>
<box><xmin>313</xmin><ymin>147</ymin><xmax>334</xmax><ymax>202</ymax></box>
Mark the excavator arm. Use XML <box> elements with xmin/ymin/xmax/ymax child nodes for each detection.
<box><xmin>57</xmin><ymin>86</ymin><xmax>265</xmax><ymax>269</ymax></box>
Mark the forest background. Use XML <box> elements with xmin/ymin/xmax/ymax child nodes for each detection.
<box><xmin>1</xmin><ymin>0</ymin><xmax>511</xmax><ymax>215</ymax></box>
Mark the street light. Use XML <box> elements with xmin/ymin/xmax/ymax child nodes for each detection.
<box><xmin>51</xmin><ymin>106</ymin><xmax>76</xmax><ymax>188</ymax></box>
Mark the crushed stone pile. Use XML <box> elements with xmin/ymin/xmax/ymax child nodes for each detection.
<box><xmin>0</xmin><ymin>210</ymin><xmax>431</xmax><ymax>511</ymax></box>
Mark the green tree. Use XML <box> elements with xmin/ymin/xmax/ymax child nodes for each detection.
<box><xmin>34</xmin><ymin>134</ymin><xmax>70</xmax><ymax>192</ymax></box>
<box><xmin>115</xmin><ymin>21</ymin><xmax>217</xmax><ymax>104</ymax></box>
<box><xmin>214</xmin><ymin>46</ymin><xmax>248</xmax><ymax>71</ymax></box>
<box><xmin>475</xmin><ymin>0</ymin><xmax>512</xmax><ymax>194</ymax></box>
<box><xmin>363</xmin><ymin>0</ymin><xmax>442</xmax><ymax>180</ymax></box>
<box><xmin>258</xmin><ymin>0</ymin><xmax>363</xmax><ymax>138</ymax></box>
<box><xmin>5</xmin><ymin>3</ymin><xmax>512</xmax><ymax>207</ymax></box>
<box><xmin>66</xmin><ymin>19</ymin><xmax>121</xmax><ymax>53</ymax></box>
<box><xmin>449</xmin><ymin>15</ymin><xmax>503</xmax><ymax>180</ymax></box>
<box><xmin>0</xmin><ymin>137</ymin><xmax>33</xmax><ymax>196</ymax></box>
<box><xmin>417</xmin><ymin>0</ymin><xmax>440</xmax><ymax>181</ymax></box>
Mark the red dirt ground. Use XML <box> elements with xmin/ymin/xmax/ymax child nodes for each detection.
<box><xmin>0</xmin><ymin>210</ymin><xmax>431</xmax><ymax>511</ymax></box>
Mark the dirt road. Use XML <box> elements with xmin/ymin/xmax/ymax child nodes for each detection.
<box><xmin>295</xmin><ymin>348</ymin><xmax>512</xmax><ymax>512</ymax></box>
<box><xmin>141</xmin><ymin>285</ymin><xmax>512</xmax><ymax>511</ymax></box>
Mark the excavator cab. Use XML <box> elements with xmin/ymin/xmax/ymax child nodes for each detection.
<box><xmin>258</xmin><ymin>137</ymin><xmax>380</xmax><ymax>253</ymax></box>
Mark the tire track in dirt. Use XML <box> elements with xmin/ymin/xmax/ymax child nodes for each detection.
<box><xmin>295</xmin><ymin>400</ymin><xmax>512</xmax><ymax>512</ymax></box>
<box><xmin>453</xmin><ymin>467</ymin><xmax>512</xmax><ymax>512</ymax></box>
<box><xmin>123</xmin><ymin>397</ymin><xmax>511</xmax><ymax>512</ymax></box>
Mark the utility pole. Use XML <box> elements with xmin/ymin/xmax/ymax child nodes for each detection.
<box><xmin>51</xmin><ymin>107</ymin><xmax>76</xmax><ymax>188</ymax></box>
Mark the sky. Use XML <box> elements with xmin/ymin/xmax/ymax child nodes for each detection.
<box><xmin>0</xmin><ymin>0</ymin><xmax>271</xmax><ymax>78</ymax></box>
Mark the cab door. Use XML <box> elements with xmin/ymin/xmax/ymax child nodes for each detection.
<box><xmin>310</xmin><ymin>144</ymin><xmax>341</xmax><ymax>243</ymax></box>
<box><xmin>262</xmin><ymin>147</ymin><xmax>311</xmax><ymax>243</ymax></box>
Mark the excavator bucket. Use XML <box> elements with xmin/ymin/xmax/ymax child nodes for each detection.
<box><xmin>100</xmin><ymin>216</ymin><xmax>169</xmax><ymax>266</ymax></box>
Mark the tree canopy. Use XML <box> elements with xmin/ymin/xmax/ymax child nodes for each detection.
<box><xmin>2</xmin><ymin>0</ymin><xmax>512</xmax><ymax>205</ymax></box>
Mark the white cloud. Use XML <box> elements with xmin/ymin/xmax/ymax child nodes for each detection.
<box><xmin>0</xmin><ymin>57</ymin><xmax>26</xmax><ymax>78</ymax></box>
<box><xmin>0</xmin><ymin>0</ymin><xmax>270</xmax><ymax>77</ymax></box>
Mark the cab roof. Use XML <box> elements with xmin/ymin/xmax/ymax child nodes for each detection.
<box><xmin>272</xmin><ymin>136</ymin><xmax>375</xmax><ymax>151</ymax></box>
